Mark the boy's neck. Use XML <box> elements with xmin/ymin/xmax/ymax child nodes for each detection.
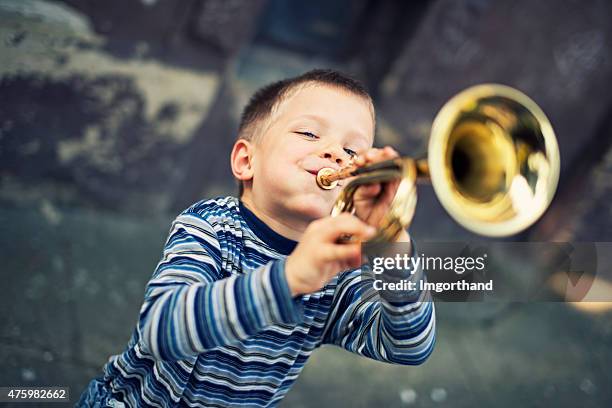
<box><xmin>239</xmin><ymin>192</ymin><xmax>308</xmax><ymax>242</ymax></box>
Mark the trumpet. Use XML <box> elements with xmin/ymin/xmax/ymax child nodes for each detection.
<box><xmin>316</xmin><ymin>84</ymin><xmax>560</xmax><ymax>241</ymax></box>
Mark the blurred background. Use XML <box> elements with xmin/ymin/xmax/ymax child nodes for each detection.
<box><xmin>0</xmin><ymin>0</ymin><xmax>611</xmax><ymax>406</ymax></box>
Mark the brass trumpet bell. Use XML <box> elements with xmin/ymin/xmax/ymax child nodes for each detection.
<box><xmin>316</xmin><ymin>84</ymin><xmax>560</xmax><ymax>240</ymax></box>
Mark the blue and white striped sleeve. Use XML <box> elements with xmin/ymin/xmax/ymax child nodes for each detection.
<box><xmin>137</xmin><ymin>212</ymin><xmax>303</xmax><ymax>361</ymax></box>
<box><xmin>321</xmin><ymin>239</ymin><xmax>436</xmax><ymax>365</ymax></box>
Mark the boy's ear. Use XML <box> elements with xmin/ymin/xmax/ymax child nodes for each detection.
<box><xmin>230</xmin><ymin>138</ymin><xmax>255</xmax><ymax>181</ymax></box>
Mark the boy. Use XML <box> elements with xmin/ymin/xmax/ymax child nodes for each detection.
<box><xmin>78</xmin><ymin>69</ymin><xmax>436</xmax><ymax>407</ymax></box>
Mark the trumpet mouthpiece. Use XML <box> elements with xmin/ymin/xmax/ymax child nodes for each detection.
<box><xmin>316</xmin><ymin>168</ymin><xmax>339</xmax><ymax>190</ymax></box>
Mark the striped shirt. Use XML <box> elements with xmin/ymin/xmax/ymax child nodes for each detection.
<box><xmin>78</xmin><ymin>196</ymin><xmax>436</xmax><ymax>407</ymax></box>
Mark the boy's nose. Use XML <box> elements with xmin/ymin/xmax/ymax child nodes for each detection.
<box><xmin>321</xmin><ymin>147</ymin><xmax>349</xmax><ymax>167</ymax></box>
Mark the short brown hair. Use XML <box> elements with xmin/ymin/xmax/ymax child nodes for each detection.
<box><xmin>236</xmin><ymin>69</ymin><xmax>374</xmax><ymax>196</ymax></box>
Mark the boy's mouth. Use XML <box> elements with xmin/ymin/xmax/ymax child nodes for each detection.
<box><xmin>306</xmin><ymin>165</ymin><xmax>341</xmax><ymax>176</ymax></box>
<box><xmin>305</xmin><ymin>168</ymin><xmax>344</xmax><ymax>188</ymax></box>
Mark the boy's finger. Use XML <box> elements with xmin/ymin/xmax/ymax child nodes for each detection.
<box><xmin>320</xmin><ymin>242</ymin><xmax>362</xmax><ymax>263</ymax></box>
<box><xmin>320</xmin><ymin>214</ymin><xmax>376</xmax><ymax>241</ymax></box>
<box><xmin>382</xmin><ymin>146</ymin><xmax>399</xmax><ymax>158</ymax></box>
<box><xmin>357</xmin><ymin>147</ymin><xmax>398</xmax><ymax>166</ymax></box>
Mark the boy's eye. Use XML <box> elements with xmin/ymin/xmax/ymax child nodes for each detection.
<box><xmin>344</xmin><ymin>148</ymin><xmax>357</xmax><ymax>157</ymax></box>
<box><xmin>295</xmin><ymin>131</ymin><xmax>319</xmax><ymax>139</ymax></box>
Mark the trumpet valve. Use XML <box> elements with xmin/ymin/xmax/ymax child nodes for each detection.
<box><xmin>316</xmin><ymin>167</ymin><xmax>339</xmax><ymax>190</ymax></box>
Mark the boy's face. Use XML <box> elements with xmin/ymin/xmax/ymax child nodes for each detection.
<box><xmin>249</xmin><ymin>84</ymin><xmax>374</xmax><ymax>223</ymax></box>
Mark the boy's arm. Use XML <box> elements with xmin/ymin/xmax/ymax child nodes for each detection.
<box><xmin>137</xmin><ymin>212</ymin><xmax>303</xmax><ymax>361</ymax></box>
<box><xmin>321</xmin><ymin>235</ymin><xmax>436</xmax><ymax>365</ymax></box>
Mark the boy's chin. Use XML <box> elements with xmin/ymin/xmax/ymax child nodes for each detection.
<box><xmin>289</xmin><ymin>194</ymin><xmax>334</xmax><ymax>220</ymax></box>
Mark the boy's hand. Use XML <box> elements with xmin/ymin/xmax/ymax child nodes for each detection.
<box><xmin>351</xmin><ymin>147</ymin><xmax>406</xmax><ymax>235</ymax></box>
<box><xmin>285</xmin><ymin>213</ymin><xmax>376</xmax><ymax>296</ymax></box>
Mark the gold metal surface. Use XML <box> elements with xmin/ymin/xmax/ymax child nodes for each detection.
<box><xmin>315</xmin><ymin>167</ymin><xmax>339</xmax><ymax>189</ymax></box>
<box><xmin>317</xmin><ymin>84</ymin><xmax>560</xmax><ymax>240</ymax></box>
